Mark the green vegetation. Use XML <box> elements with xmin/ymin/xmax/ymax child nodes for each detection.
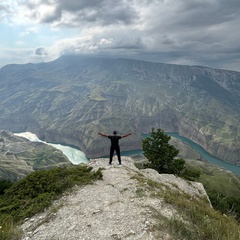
<box><xmin>160</xmin><ymin>190</ymin><xmax>240</xmax><ymax>240</ymax></box>
<box><xmin>183</xmin><ymin>159</ymin><xmax>240</xmax><ymax>221</ymax></box>
<box><xmin>0</xmin><ymin>165</ymin><xmax>102</xmax><ymax>240</ymax></box>
<box><xmin>142</xmin><ymin>128</ymin><xmax>185</xmax><ymax>174</ymax></box>
<box><xmin>142</xmin><ymin>128</ymin><xmax>200</xmax><ymax>180</ymax></box>
<box><xmin>132</xmin><ymin>173</ymin><xmax>240</xmax><ymax>240</ymax></box>
<box><xmin>141</xmin><ymin>127</ymin><xmax>240</xmax><ymax>224</ymax></box>
<box><xmin>0</xmin><ymin>180</ymin><xmax>13</xmax><ymax>195</ymax></box>
<box><xmin>199</xmin><ymin>169</ymin><xmax>240</xmax><ymax>221</ymax></box>
<box><xmin>207</xmin><ymin>190</ymin><xmax>240</xmax><ymax>220</ymax></box>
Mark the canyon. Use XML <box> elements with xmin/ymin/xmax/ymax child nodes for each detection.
<box><xmin>0</xmin><ymin>55</ymin><xmax>239</xmax><ymax>164</ymax></box>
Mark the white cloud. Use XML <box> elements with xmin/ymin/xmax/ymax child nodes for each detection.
<box><xmin>20</xmin><ymin>27</ymin><xmax>39</xmax><ymax>36</ymax></box>
<box><xmin>0</xmin><ymin>0</ymin><xmax>240</xmax><ymax>72</ymax></box>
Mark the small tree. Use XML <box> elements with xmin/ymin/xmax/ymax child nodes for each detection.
<box><xmin>142</xmin><ymin>128</ymin><xmax>185</xmax><ymax>175</ymax></box>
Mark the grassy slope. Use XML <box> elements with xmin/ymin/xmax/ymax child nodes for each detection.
<box><xmin>0</xmin><ymin>165</ymin><xmax>103</xmax><ymax>240</ymax></box>
<box><xmin>170</xmin><ymin>136</ymin><xmax>240</xmax><ymax>197</ymax></box>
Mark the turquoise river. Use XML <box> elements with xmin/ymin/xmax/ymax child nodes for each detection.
<box><xmin>121</xmin><ymin>133</ymin><xmax>240</xmax><ymax>176</ymax></box>
<box><xmin>15</xmin><ymin>132</ymin><xmax>240</xmax><ymax>176</ymax></box>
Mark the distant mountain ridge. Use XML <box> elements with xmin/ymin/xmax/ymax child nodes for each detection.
<box><xmin>0</xmin><ymin>55</ymin><xmax>240</xmax><ymax>164</ymax></box>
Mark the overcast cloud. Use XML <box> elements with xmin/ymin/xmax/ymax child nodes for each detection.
<box><xmin>0</xmin><ymin>0</ymin><xmax>240</xmax><ymax>72</ymax></box>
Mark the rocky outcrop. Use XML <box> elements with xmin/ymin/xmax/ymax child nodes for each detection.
<box><xmin>20</xmin><ymin>157</ymin><xmax>210</xmax><ymax>240</ymax></box>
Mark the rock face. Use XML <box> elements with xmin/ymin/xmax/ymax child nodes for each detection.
<box><xmin>0</xmin><ymin>56</ymin><xmax>240</xmax><ymax>163</ymax></box>
<box><xmin>21</xmin><ymin>157</ymin><xmax>210</xmax><ymax>240</ymax></box>
<box><xmin>0</xmin><ymin>130</ymin><xmax>72</xmax><ymax>181</ymax></box>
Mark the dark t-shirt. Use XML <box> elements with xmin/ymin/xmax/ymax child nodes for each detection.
<box><xmin>108</xmin><ymin>135</ymin><xmax>122</xmax><ymax>148</ymax></box>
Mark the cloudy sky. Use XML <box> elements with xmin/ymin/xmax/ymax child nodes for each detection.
<box><xmin>0</xmin><ymin>0</ymin><xmax>240</xmax><ymax>72</ymax></box>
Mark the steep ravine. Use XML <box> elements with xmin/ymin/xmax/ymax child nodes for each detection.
<box><xmin>1</xmin><ymin>56</ymin><xmax>240</xmax><ymax>164</ymax></box>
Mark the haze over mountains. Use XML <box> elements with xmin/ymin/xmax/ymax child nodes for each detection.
<box><xmin>0</xmin><ymin>55</ymin><xmax>240</xmax><ymax>164</ymax></box>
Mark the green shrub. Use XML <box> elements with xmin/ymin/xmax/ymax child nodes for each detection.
<box><xmin>142</xmin><ymin>128</ymin><xmax>186</xmax><ymax>175</ymax></box>
<box><xmin>0</xmin><ymin>179</ymin><xmax>13</xmax><ymax>195</ymax></box>
<box><xmin>180</xmin><ymin>167</ymin><xmax>201</xmax><ymax>181</ymax></box>
<box><xmin>206</xmin><ymin>188</ymin><xmax>240</xmax><ymax>221</ymax></box>
<box><xmin>0</xmin><ymin>165</ymin><xmax>102</xmax><ymax>224</ymax></box>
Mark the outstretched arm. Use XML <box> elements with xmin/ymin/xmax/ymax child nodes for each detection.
<box><xmin>98</xmin><ymin>132</ymin><xmax>108</xmax><ymax>137</ymax></box>
<box><xmin>121</xmin><ymin>133</ymin><xmax>131</xmax><ymax>138</ymax></box>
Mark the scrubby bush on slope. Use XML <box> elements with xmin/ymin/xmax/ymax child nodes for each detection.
<box><xmin>0</xmin><ymin>165</ymin><xmax>102</xmax><ymax>240</ymax></box>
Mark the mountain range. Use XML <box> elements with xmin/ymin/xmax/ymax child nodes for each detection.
<box><xmin>0</xmin><ymin>55</ymin><xmax>239</xmax><ymax>164</ymax></box>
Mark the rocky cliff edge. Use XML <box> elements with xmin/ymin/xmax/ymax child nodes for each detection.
<box><xmin>21</xmin><ymin>157</ymin><xmax>210</xmax><ymax>240</ymax></box>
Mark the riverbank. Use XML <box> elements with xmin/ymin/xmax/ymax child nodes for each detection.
<box><xmin>14</xmin><ymin>132</ymin><xmax>88</xmax><ymax>164</ymax></box>
<box><xmin>121</xmin><ymin>133</ymin><xmax>240</xmax><ymax>176</ymax></box>
<box><xmin>167</xmin><ymin>132</ymin><xmax>240</xmax><ymax>176</ymax></box>
<box><xmin>14</xmin><ymin>131</ymin><xmax>240</xmax><ymax>176</ymax></box>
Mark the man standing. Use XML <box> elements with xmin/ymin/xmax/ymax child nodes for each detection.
<box><xmin>98</xmin><ymin>131</ymin><xmax>131</xmax><ymax>165</ymax></box>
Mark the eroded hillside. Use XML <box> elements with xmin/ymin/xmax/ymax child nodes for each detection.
<box><xmin>0</xmin><ymin>130</ymin><xmax>71</xmax><ymax>181</ymax></box>
<box><xmin>0</xmin><ymin>56</ymin><xmax>240</xmax><ymax>163</ymax></box>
